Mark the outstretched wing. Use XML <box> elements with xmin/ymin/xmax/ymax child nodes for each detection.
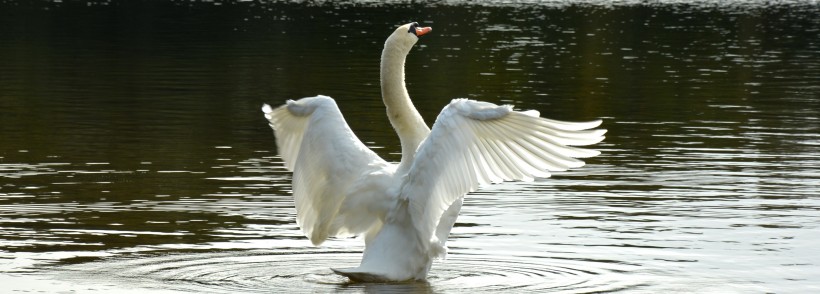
<box><xmin>401</xmin><ymin>98</ymin><xmax>606</xmax><ymax>247</ymax></box>
<box><xmin>263</xmin><ymin>95</ymin><xmax>389</xmax><ymax>245</ymax></box>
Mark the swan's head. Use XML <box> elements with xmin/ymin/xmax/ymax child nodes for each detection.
<box><xmin>385</xmin><ymin>22</ymin><xmax>432</xmax><ymax>52</ymax></box>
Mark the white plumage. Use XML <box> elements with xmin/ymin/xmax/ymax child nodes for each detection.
<box><xmin>262</xmin><ymin>22</ymin><xmax>605</xmax><ymax>282</ymax></box>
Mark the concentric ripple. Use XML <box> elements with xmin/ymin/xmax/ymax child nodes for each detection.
<box><xmin>430</xmin><ymin>255</ymin><xmax>641</xmax><ymax>292</ymax></box>
<box><xmin>55</xmin><ymin>249</ymin><xmax>644</xmax><ymax>293</ymax></box>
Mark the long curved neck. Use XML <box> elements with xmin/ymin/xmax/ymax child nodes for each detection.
<box><xmin>381</xmin><ymin>40</ymin><xmax>430</xmax><ymax>173</ymax></box>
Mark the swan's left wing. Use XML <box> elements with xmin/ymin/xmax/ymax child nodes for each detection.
<box><xmin>263</xmin><ymin>95</ymin><xmax>389</xmax><ymax>245</ymax></box>
<box><xmin>401</xmin><ymin>98</ymin><xmax>606</xmax><ymax>248</ymax></box>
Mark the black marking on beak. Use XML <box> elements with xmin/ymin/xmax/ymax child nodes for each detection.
<box><xmin>408</xmin><ymin>22</ymin><xmax>420</xmax><ymax>35</ymax></box>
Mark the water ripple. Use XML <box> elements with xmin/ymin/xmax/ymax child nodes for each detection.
<box><xmin>54</xmin><ymin>250</ymin><xmax>643</xmax><ymax>293</ymax></box>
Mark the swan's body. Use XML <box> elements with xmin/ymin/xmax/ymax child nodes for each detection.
<box><xmin>262</xmin><ymin>22</ymin><xmax>605</xmax><ymax>282</ymax></box>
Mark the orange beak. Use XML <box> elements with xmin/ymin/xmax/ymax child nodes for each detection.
<box><xmin>416</xmin><ymin>26</ymin><xmax>432</xmax><ymax>36</ymax></box>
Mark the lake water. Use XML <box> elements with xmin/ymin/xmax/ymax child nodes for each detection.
<box><xmin>1</xmin><ymin>0</ymin><xmax>819</xmax><ymax>293</ymax></box>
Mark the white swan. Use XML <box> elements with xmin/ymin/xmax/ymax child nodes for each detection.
<box><xmin>262</xmin><ymin>22</ymin><xmax>605</xmax><ymax>282</ymax></box>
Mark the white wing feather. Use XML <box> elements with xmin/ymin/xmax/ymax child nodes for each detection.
<box><xmin>263</xmin><ymin>95</ymin><xmax>389</xmax><ymax>245</ymax></box>
<box><xmin>401</xmin><ymin>98</ymin><xmax>606</xmax><ymax>247</ymax></box>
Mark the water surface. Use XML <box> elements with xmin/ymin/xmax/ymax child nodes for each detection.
<box><xmin>1</xmin><ymin>0</ymin><xmax>819</xmax><ymax>292</ymax></box>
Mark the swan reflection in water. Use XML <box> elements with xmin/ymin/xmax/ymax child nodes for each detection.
<box><xmin>262</xmin><ymin>22</ymin><xmax>606</xmax><ymax>282</ymax></box>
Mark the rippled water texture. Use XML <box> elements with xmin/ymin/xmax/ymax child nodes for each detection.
<box><xmin>1</xmin><ymin>0</ymin><xmax>819</xmax><ymax>293</ymax></box>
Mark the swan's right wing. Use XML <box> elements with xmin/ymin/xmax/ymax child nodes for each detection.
<box><xmin>401</xmin><ymin>99</ymin><xmax>606</xmax><ymax>250</ymax></box>
<box><xmin>263</xmin><ymin>95</ymin><xmax>389</xmax><ymax>245</ymax></box>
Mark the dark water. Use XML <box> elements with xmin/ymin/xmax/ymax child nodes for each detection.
<box><xmin>1</xmin><ymin>0</ymin><xmax>819</xmax><ymax>292</ymax></box>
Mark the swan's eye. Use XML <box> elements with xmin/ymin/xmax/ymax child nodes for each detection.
<box><xmin>408</xmin><ymin>22</ymin><xmax>419</xmax><ymax>35</ymax></box>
